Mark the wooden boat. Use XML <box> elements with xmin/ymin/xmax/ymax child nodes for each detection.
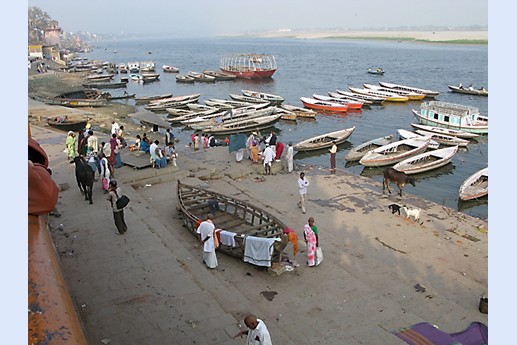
<box><xmin>274</xmin><ymin>108</ymin><xmax>297</xmax><ymax>122</ymax></box>
<box><xmin>127</xmin><ymin>62</ymin><xmax>140</xmax><ymax>73</ymax></box>
<box><xmin>205</xmin><ymin>98</ymin><xmax>253</xmax><ymax>109</ymax></box>
<box><xmin>367</xmin><ymin>67</ymin><xmax>384</xmax><ymax>75</ymax></box>
<box><xmin>142</xmin><ymin>73</ymin><xmax>160</xmax><ymax>83</ymax></box>
<box><xmin>397</xmin><ymin>129</ymin><xmax>440</xmax><ymax>149</ymax></box>
<box><xmin>145</xmin><ymin>99</ymin><xmax>198</xmax><ymax>112</ymax></box>
<box><xmin>202</xmin><ymin>113</ymin><xmax>282</xmax><ymax>135</ymax></box>
<box><xmin>203</xmin><ymin>70</ymin><xmax>237</xmax><ymax>81</ymax></box>
<box><xmin>241</xmin><ymin>90</ymin><xmax>284</xmax><ymax>105</ymax></box>
<box><xmin>229</xmin><ymin>94</ymin><xmax>271</xmax><ymax>105</ymax></box>
<box><xmin>359</xmin><ymin>138</ymin><xmax>430</xmax><ymax>167</ymax></box>
<box><xmin>412</xmin><ymin>101</ymin><xmax>488</xmax><ymax>134</ymax></box>
<box><xmin>410</xmin><ymin>123</ymin><xmax>479</xmax><ymax>139</ymax></box>
<box><xmin>335</xmin><ymin>89</ymin><xmax>385</xmax><ymax>105</ymax></box>
<box><xmin>104</xmin><ymin>92</ymin><xmax>136</xmax><ymax>100</ymax></box>
<box><xmin>378</xmin><ymin>81</ymin><xmax>440</xmax><ymax>98</ymax></box>
<box><xmin>162</xmin><ymin>65</ymin><xmax>180</xmax><ymax>73</ymax></box>
<box><xmin>134</xmin><ymin>93</ymin><xmax>173</xmax><ymax>104</ymax></box>
<box><xmin>129</xmin><ymin>74</ymin><xmax>143</xmax><ymax>82</ymax></box>
<box><xmin>188</xmin><ymin>71</ymin><xmax>216</xmax><ymax>83</ymax></box>
<box><xmin>175</xmin><ymin>74</ymin><xmax>195</xmax><ymax>83</ymax></box>
<box><xmin>414</xmin><ymin>129</ymin><xmax>470</xmax><ymax>147</ymax></box>
<box><xmin>459</xmin><ymin>167</ymin><xmax>488</xmax><ymax>201</ymax></box>
<box><xmin>312</xmin><ymin>94</ymin><xmax>363</xmax><ymax>109</ymax></box>
<box><xmin>118</xmin><ymin>64</ymin><xmax>128</xmax><ymax>73</ymax></box>
<box><xmin>47</xmin><ymin>116</ymin><xmax>87</xmax><ymax>131</ymax></box>
<box><xmin>345</xmin><ymin>135</ymin><xmax>393</xmax><ymax>161</ymax></box>
<box><xmin>84</xmin><ymin>74</ymin><xmax>114</xmax><ymax>82</ymax></box>
<box><xmin>188</xmin><ymin>107</ymin><xmax>275</xmax><ymax>129</ymax></box>
<box><xmin>83</xmin><ymin>81</ymin><xmax>128</xmax><ymax>89</ymax></box>
<box><xmin>328</xmin><ymin>92</ymin><xmax>373</xmax><ymax>106</ymax></box>
<box><xmin>300</xmin><ymin>97</ymin><xmax>348</xmax><ymax>112</ymax></box>
<box><xmin>177</xmin><ymin>181</ymin><xmax>287</xmax><ymax>264</ymax></box>
<box><xmin>448</xmin><ymin>85</ymin><xmax>488</xmax><ymax>97</ymax></box>
<box><xmin>220</xmin><ymin>53</ymin><xmax>277</xmax><ymax>79</ymax></box>
<box><xmin>280</xmin><ymin>104</ymin><xmax>317</xmax><ymax>118</ymax></box>
<box><xmin>349</xmin><ymin>87</ymin><xmax>409</xmax><ymax>102</ymax></box>
<box><xmin>150</xmin><ymin>93</ymin><xmax>201</xmax><ymax>104</ymax></box>
<box><xmin>393</xmin><ymin>146</ymin><xmax>459</xmax><ymax>174</ymax></box>
<box><xmin>294</xmin><ymin>127</ymin><xmax>356</xmax><ymax>152</ymax></box>
<box><xmin>43</xmin><ymin>89</ymin><xmax>108</xmax><ymax>107</ymax></box>
<box><xmin>363</xmin><ymin>84</ymin><xmax>425</xmax><ymax>100</ymax></box>
<box><xmin>139</xmin><ymin>61</ymin><xmax>156</xmax><ymax>72</ymax></box>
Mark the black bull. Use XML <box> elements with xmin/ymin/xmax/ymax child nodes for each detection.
<box><xmin>383</xmin><ymin>167</ymin><xmax>416</xmax><ymax>197</ymax></box>
<box><xmin>71</xmin><ymin>156</ymin><xmax>94</xmax><ymax>204</ymax></box>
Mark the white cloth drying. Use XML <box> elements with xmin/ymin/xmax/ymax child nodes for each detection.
<box><xmin>243</xmin><ymin>236</ymin><xmax>280</xmax><ymax>267</ymax></box>
<box><xmin>219</xmin><ymin>230</ymin><xmax>237</xmax><ymax>247</ymax></box>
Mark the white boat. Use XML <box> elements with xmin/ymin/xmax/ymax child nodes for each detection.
<box><xmin>241</xmin><ymin>90</ymin><xmax>284</xmax><ymax>105</ymax></box>
<box><xmin>280</xmin><ymin>104</ymin><xmax>317</xmax><ymax>118</ymax></box>
<box><xmin>189</xmin><ymin>107</ymin><xmax>276</xmax><ymax>130</ymax></box>
<box><xmin>129</xmin><ymin>74</ymin><xmax>143</xmax><ymax>82</ymax></box>
<box><xmin>175</xmin><ymin>75</ymin><xmax>195</xmax><ymax>83</ymax></box>
<box><xmin>335</xmin><ymin>89</ymin><xmax>385</xmax><ymax>104</ymax></box>
<box><xmin>202</xmin><ymin>113</ymin><xmax>282</xmax><ymax>135</ymax></box>
<box><xmin>397</xmin><ymin>129</ymin><xmax>440</xmax><ymax>149</ymax></box>
<box><xmin>127</xmin><ymin>62</ymin><xmax>140</xmax><ymax>73</ymax></box>
<box><xmin>345</xmin><ymin>135</ymin><xmax>394</xmax><ymax>161</ymax></box>
<box><xmin>118</xmin><ymin>64</ymin><xmax>128</xmax><ymax>73</ymax></box>
<box><xmin>150</xmin><ymin>93</ymin><xmax>201</xmax><ymax>105</ymax></box>
<box><xmin>378</xmin><ymin>82</ymin><xmax>440</xmax><ymax>98</ymax></box>
<box><xmin>294</xmin><ymin>127</ymin><xmax>356</xmax><ymax>152</ymax></box>
<box><xmin>414</xmin><ymin>129</ymin><xmax>470</xmax><ymax>147</ymax></box>
<box><xmin>312</xmin><ymin>94</ymin><xmax>364</xmax><ymax>109</ymax></box>
<box><xmin>205</xmin><ymin>98</ymin><xmax>253</xmax><ymax>108</ymax></box>
<box><xmin>393</xmin><ymin>146</ymin><xmax>459</xmax><ymax>174</ymax></box>
<box><xmin>139</xmin><ymin>61</ymin><xmax>155</xmax><ymax>72</ymax></box>
<box><xmin>363</xmin><ymin>84</ymin><xmax>425</xmax><ymax>100</ymax></box>
<box><xmin>328</xmin><ymin>91</ymin><xmax>373</xmax><ymax>106</ymax></box>
<box><xmin>162</xmin><ymin>64</ymin><xmax>179</xmax><ymax>73</ymax></box>
<box><xmin>459</xmin><ymin>167</ymin><xmax>488</xmax><ymax>201</ymax></box>
<box><xmin>410</xmin><ymin>123</ymin><xmax>480</xmax><ymax>139</ymax></box>
<box><xmin>412</xmin><ymin>101</ymin><xmax>488</xmax><ymax>134</ymax></box>
<box><xmin>229</xmin><ymin>94</ymin><xmax>271</xmax><ymax>105</ymax></box>
<box><xmin>359</xmin><ymin>138</ymin><xmax>430</xmax><ymax>167</ymax></box>
<box><xmin>188</xmin><ymin>71</ymin><xmax>216</xmax><ymax>83</ymax></box>
<box><xmin>349</xmin><ymin>87</ymin><xmax>409</xmax><ymax>102</ymax></box>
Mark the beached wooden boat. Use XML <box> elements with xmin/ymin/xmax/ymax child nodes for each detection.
<box><xmin>135</xmin><ymin>93</ymin><xmax>173</xmax><ymax>104</ymax></box>
<box><xmin>335</xmin><ymin>89</ymin><xmax>385</xmax><ymax>105</ymax></box>
<box><xmin>448</xmin><ymin>85</ymin><xmax>488</xmax><ymax>97</ymax></box>
<box><xmin>145</xmin><ymin>98</ymin><xmax>198</xmax><ymax>112</ymax></box>
<box><xmin>274</xmin><ymin>108</ymin><xmax>297</xmax><ymax>122</ymax></box>
<box><xmin>176</xmin><ymin>181</ymin><xmax>287</xmax><ymax>263</ymax></box>
<box><xmin>220</xmin><ymin>53</ymin><xmax>277</xmax><ymax>79</ymax></box>
<box><xmin>202</xmin><ymin>113</ymin><xmax>282</xmax><ymax>135</ymax></box>
<box><xmin>150</xmin><ymin>93</ymin><xmax>201</xmax><ymax>105</ymax></box>
<box><xmin>459</xmin><ymin>167</ymin><xmax>488</xmax><ymax>201</ymax></box>
<box><xmin>162</xmin><ymin>64</ymin><xmax>179</xmax><ymax>73</ymax></box>
<box><xmin>83</xmin><ymin>81</ymin><xmax>128</xmax><ymax>89</ymax></box>
<box><xmin>349</xmin><ymin>87</ymin><xmax>409</xmax><ymax>102</ymax></box>
<box><xmin>300</xmin><ymin>97</ymin><xmax>348</xmax><ymax>112</ymax></box>
<box><xmin>378</xmin><ymin>81</ymin><xmax>440</xmax><ymax>98</ymax></box>
<box><xmin>414</xmin><ymin>129</ymin><xmax>470</xmax><ymax>147</ymax></box>
<box><xmin>280</xmin><ymin>104</ymin><xmax>317</xmax><ymax>118</ymax></box>
<box><xmin>43</xmin><ymin>89</ymin><xmax>108</xmax><ymax>107</ymax></box>
<box><xmin>205</xmin><ymin>98</ymin><xmax>253</xmax><ymax>109</ymax></box>
<box><xmin>47</xmin><ymin>116</ymin><xmax>88</xmax><ymax>131</ymax></box>
<box><xmin>367</xmin><ymin>67</ymin><xmax>384</xmax><ymax>75</ymax></box>
<box><xmin>397</xmin><ymin>129</ymin><xmax>440</xmax><ymax>149</ymax></box>
<box><xmin>203</xmin><ymin>70</ymin><xmax>237</xmax><ymax>81</ymax></box>
<box><xmin>359</xmin><ymin>138</ymin><xmax>430</xmax><ymax>167</ymax></box>
<box><xmin>410</xmin><ymin>123</ymin><xmax>479</xmax><ymax>139</ymax></box>
<box><xmin>312</xmin><ymin>94</ymin><xmax>364</xmax><ymax>109</ymax></box>
<box><xmin>241</xmin><ymin>90</ymin><xmax>285</xmax><ymax>105</ymax></box>
<box><xmin>175</xmin><ymin>74</ymin><xmax>195</xmax><ymax>83</ymax></box>
<box><xmin>229</xmin><ymin>94</ymin><xmax>272</xmax><ymax>105</ymax></box>
<box><xmin>188</xmin><ymin>71</ymin><xmax>216</xmax><ymax>83</ymax></box>
<box><xmin>363</xmin><ymin>84</ymin><xmax>425</xmax><ymax>100</ymax></box>
<box><xmin>393</xmin><ymin>145</ymin><xmax>459</xmax><ymax>174</ymax></box>
<box><xmin>412</xmin><ymin>101</ymin><xmax>488</xmax><ymax>134</ymax></box>
<box><xmin>188</xmin><ymin>107</ymin><xmax>275</xmax><ymax>129</ymax></box>
<box><xmin>345</xmin><ymin>135</ymin><xmax>394</xmax><ymax>161</ymax></box>
<box><xmin>84</xmin><ymin>74</ymin><xmax>114</xmax><ymax>82</ymax></box>
<box><xmin>294</xmin><ymin>127</ymin><xmax>356</xmax><ymax>152</ymax></box>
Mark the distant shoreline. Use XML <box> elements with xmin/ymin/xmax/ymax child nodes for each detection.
<box><xmin>227</xmin><ymin>30</ymin><xmax>488</xmax><ymax>44</ymax></box>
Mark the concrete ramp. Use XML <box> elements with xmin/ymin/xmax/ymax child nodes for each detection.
<box><xmin>120</xmin><ymin>149</ymin><xmax>152</xmax><ymax>169</ymax></box>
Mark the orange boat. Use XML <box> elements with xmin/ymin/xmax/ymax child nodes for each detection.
<box><xmin>300</xmin><ymin>97</ymin><xmax>348</xmax><ymax>113</ymax></box>
<box><xmin>312</xmin><ymin>94</ymin><xmax>363</xmax><ymax>109</ymax></box>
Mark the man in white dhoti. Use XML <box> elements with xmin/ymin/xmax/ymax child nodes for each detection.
<box><xmin>196</xmin><ymin>214</ymin><xmax>218</xmax><ymax>269</ymax></box>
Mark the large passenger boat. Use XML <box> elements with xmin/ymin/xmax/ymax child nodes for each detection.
<box><xmin>220</xmin><ymin>53</ymin><xmax>277</xmax><ymax>79</ymax></box>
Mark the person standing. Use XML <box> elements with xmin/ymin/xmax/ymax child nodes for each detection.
<box><xmin>329</xmin><ymin>140</ymin><xmax>337</xmax><ymax>174</ymax></box>
<box><xmin>87</xmin><ymin>130</ymin><xmax>98</xmax><ymax>154</ymax></box>
<box><xmin>233</xmin><ymin>314</ymin><xmax>272</xmax><ymax>345</ymax></box>
<box><xmin>275</xmin><ymin>141</ymin><xmax>284</xmax><ymax>162</ymax></box>
<box><xmin>303</xmin><ymin>219</ymin><xmax>317</xmax><ymax>267</ymax></box>
<box><xmin>99</xmin><ymin>152</ymin><xmax>111</xmax><ymax>193</ymax></box>
<box><xmin>196</xmin><ymin>214</ymin><xmax>218</xmax><ymax>269</ymax></box>
<box><xmin>65</xmin><ymin>131</ymin><xmax>76</xmax><ymax>161</ymax></box>
<box><xmin>286</xmin><ymin>142</ymin><xmax>294</xmax><ymax>173</ymax></box>
<box><xmin>269</xmin><ymin>131</ymin><xmax>277</xmax><ymax>157</ymax></box>
<box><xmin>107</xmin><ymin>180</ymin><xmax>127</xmax><ymax>235</ymax></box>
<box><xmin>77</xmin><ymin>129</ymin><xmax>88</xmax><ymax>156</ymax></box>
<box><xmin>164</xmin><ymin>142</ymin><xmax>178</xmax><ymax>166</ymax></box>
<box><xmin>193</xmin><ymin>133</ymin><xmax>200</xmax><ymax>151</ymax></box>
<box><xmin>297</xmin><ymin>172</ymin><xmax>309</xmax><ymax>214</ymax></box>
<box><xmin>165</xmin><ymin>128</ymin><xmax>174</xmax><ymax>146</ymax></box>
<box><xmin>263</xmin><ymin>145</ymin><xmax>274</xmax><ymax>175</ymax></box>
<box><xmin>111</xmin><ymin>120</ymin><xmax>120</xmax><ymax>136</ymax></box>
<box><xmin>117</xmin><ymin>125</ymin><xmax>126</xmax><ymax>148</ymax></box>
<box><xmin>246</xmin><ymin>132</ymin><xmax>256</xmax><ymax>160</ymax></box>
<box><xmin>150</xmin><ymin>140</ymin><xmax>167</xmax><ymax>168</ymax></box>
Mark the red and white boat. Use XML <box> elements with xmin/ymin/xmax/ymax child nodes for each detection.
<box><xmin>220</xmin><ymin>53</ymin><xmax>277</xmax><ymax>79</ymax></box>
<box><xmin>312</xmin><ymin>94</ymin><xmax>363</xmax><ymax>109</ymax></box>
<box><xmin>162</xmin><ymin>65</ymin><xmax>179</xmax><ymax>73</ymax></box>
<box><xmin>300</xmin><ymin>97</ymin><xmax>348</xmax><ymax>113</ymax></box>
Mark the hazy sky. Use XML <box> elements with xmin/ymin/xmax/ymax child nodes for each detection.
<box><xmin>27</xmin><ymin>0</ymin><xmax>487</xmax><ymax>37</ymax></box>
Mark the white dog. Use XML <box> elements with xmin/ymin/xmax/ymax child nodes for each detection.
<box><xmin>401</xmin><ymin>206</ymin><xmax>421</xmax><ymax>222</ymax></box>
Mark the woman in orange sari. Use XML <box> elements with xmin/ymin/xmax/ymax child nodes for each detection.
<box><xmin>250</xmin><ymin>141</ymin><xmax>259</xmax><ymax>163</ymax></box>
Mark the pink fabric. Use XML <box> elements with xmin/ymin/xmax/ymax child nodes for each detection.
<box><xmin>304</xmin><ymin>224</ymin><xmax>317</xmax><ymax>266</ymax></box>
<box><xmin>275</xmin><ymin>142</ymin><xmax>284</xmax><ymax>160</ymax></box>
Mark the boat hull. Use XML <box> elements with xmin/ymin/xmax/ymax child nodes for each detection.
<box><xmin>412</xmin><ymin>109</ymin><xmax>488</xmax><ymax>134</ymax></box>
<box><xmin>459</xmin><ymin>168</ymin><xmax>488</xmax><ymax>201</ymax></box>
<box><xmin>220</xmin><ymin>68</ymin><xmax>276</xmax><ymax>79</ymax></box>
<box><xmin>294</xmin><ymin>127</ymin><xmax>356</xmax><ymax>152</ymax></box>
<box><xmin>393</xmin><ymin>146</ymin><xmax>459</xmax><ymax>174</ymax></box>
<box><xmin>359</xmin><ymin>139</ymin><xmax>429</xmax><ymax>167</ymax></box>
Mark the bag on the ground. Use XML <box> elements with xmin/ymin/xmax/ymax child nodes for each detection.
<box><xmin>315</xmin><ymin>247</ymin><xmax>323</xmax><ymax>266</ymax></box>
<box><xmin>116</xmin><ymin>194</ymin><xmax>130</xmax><ymax>209</ymax></box>
<box><xmin>102</xmin><ymin>178</ymin><xmax>109</xmax><ymax>191</ymax></box>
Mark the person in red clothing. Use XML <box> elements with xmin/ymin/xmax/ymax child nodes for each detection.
<box><xmin>275</xmin><ymin>141</ymin><xmax>284</xmax><ymax>161</ymax></box>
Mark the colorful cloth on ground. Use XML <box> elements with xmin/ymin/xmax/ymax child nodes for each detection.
<box><xmin>393</xmin><ymin>322</ymin><xmax>488</xmax><ymax>345</ymax></box>
<box><xmin>304</xmin><ymin>224</ymin><xmax>317</xmax><ymax>266</ymax></box>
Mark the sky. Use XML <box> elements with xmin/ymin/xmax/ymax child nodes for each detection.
<box><xmin>27</xmin><ymin>0</ymin><xmax>488</xmax><ymax>37</ymax></box>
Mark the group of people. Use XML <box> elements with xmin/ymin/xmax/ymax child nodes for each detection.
<box><xmin>129</xmin><ymin>129</ymin><xmax>178</xmax><ymax>169</ymax></box>
<box><xmin>191</xmin><ymin>132</ymin><xmax>228</xmax><ymax>151</ymax></box>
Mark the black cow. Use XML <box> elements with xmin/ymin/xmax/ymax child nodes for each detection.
<box><xmin>383</xmin><ymin>167</ymin><xmax>416</xmax><ymax>197</ymax></box>
<box><xmin>71</xmin><ymin>156</ymin><xmax>94</xmax><ymax>204</ymax></box>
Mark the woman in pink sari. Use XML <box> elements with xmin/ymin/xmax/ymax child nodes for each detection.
<box><xmin>304</xmin><ymin>222</ymin><xmax>317</xmax><ymax>267</ymax></box>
